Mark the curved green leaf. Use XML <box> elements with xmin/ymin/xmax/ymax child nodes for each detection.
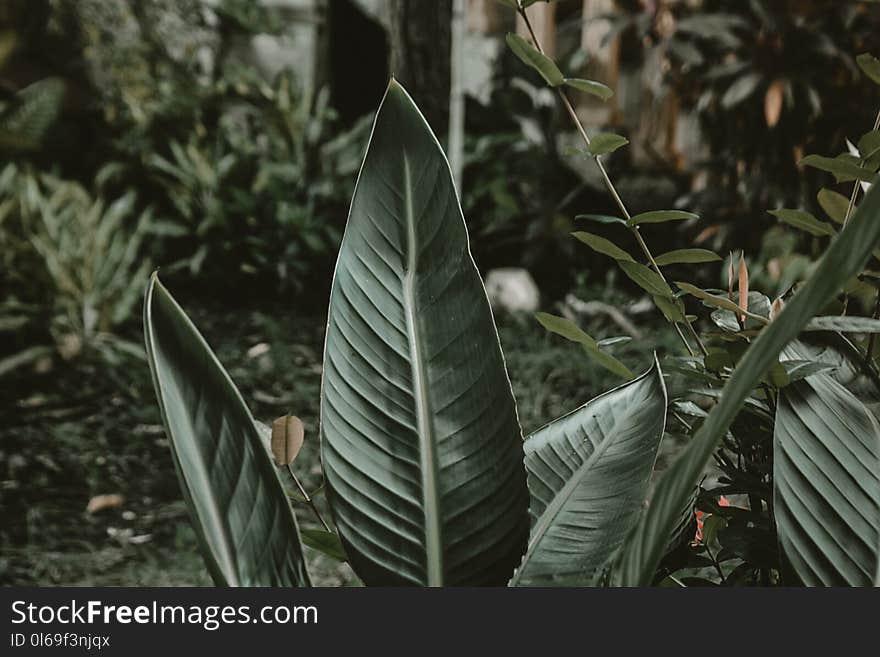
<box><xmin>300</xmin><ymin>529</ymin><xmax>348</xmax><ymax>563</ymax></box>
<box><xmin>144</xmin><ymin>275</ymin><xmax>310</xmax><ymax>587</ymax></box>
<box><xmin>319</xmin><ymin>81</ymin><xmax>529</xmax><ymax>586</ymax></box>
<box><xmin>801</xmin><ymin>155</ymin><xmax>876</xmax><ymax>183</ymax></box>
<box><xmin>564</xmin><ymin>78</ymin><xmax>614</xmax><ymax>101</ymax></box>
<box><xmin>627</xmin><ymin>210</ymin><xmax>699</xmax><ymax>227</ymax></box>
<box><xmin>653</xmin><ymin>295</ymin><xmax>687</xmax><ymax>323</ymax></box>
<box><xmin>677</xmin><ymin>282</ymin><xmax>769</xmax><ymax>324</ymax></box>
<box><xmin>572</xmin><ymin>231</ymin><xmax>634</xmax><ymax>262</ymax></box>
<box><xmin>654</xmin><ymin>249</ymin><xmax>721</xmax><ymax>266</ymax></box>
<box><xmin>857</xmin><ymin>53</ymin><xmax>880</xmax><ymax>86</ymax></box>
<box><xmin>511</xmin><ymin>358</ymin><xmax>667</xmax><ymax>586</ymax></box>
<box><xmin>582</xmin><ymin>344</ymin><xmax>634</xmax><ymax>381</ymax></box>
<box><xmin>588</xmin><ymin>133</ymin><xmax>629</xmax><ymax>156</ymax></box>
<box><xmin>721</xmin><ymin>72</ymin><xmax>762</xmax><ymax>109</ymax></box>
<box><xmin>774</xmin><ymin>372</ymin><xmax>880</xmax><ymax>585</ymax></box>
<box><xmin>505</xmin><ymin>33</ymin><xmax>564</xmax><ymax>87</ymax></box>
<box><xmin>859</xmin><ymin>130</ymin><xmax>880</xmax><ymax>166</ymax></box>
<box><xmin>535</xmin><ymin>312</ymin><xmax>595</xmax><ymax>346</ymax></box>
<box><xmin>575</xmin><ymin>214</ymin><xmax>627</xmax><ymax>226</ymax></box>
<box><xmin>781</xmin><ymin>360</ymin><xmax>836</xmax><ymax>384</ymax></box>
<box><xmin>615</xmin><ymin>180</ymin><xmax>880</xmax><ymax>586</ymax></box>
<box><xmin>784</xmin><ymin>335</ymin><xmax>880</xmax><ymax>413</ymax></box>
<box><xmin>769</xmin><ymin>209</ymin><xmax>836</xmax><ymax>237</ymax></box>
<box><xmin>619</xmin><ymin>261</ymin><xmax>673</xmax><ymax>297</ymax></box>
<box><xmin>817</xmin><ymin>188</ymin><xmax>850</xmax><ymax>224</ymax></box>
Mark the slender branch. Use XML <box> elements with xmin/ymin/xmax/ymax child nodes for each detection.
<box><xmin>839</xmin><ymin>109</ymin><xmax>880</xmax><ymax>317</ymax></box>
<box><xmin>842</xmin><ymin>109</ymin><xmax>880</xmax><ymax>228</ymax></box>
<box><xmin>287</xmin><ymin>464</ymin><xmax>331</xmax><ymax>531</ymax></box>
<box><xmin>518</xmin><ymin>8</ymin><xmax>707</xmax><ymax>357</ymax></box>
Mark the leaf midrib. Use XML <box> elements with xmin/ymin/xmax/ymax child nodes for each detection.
<box><xmin>516</xmin><ymin>421</ymin><xmax>618</xmax><ymax>584</ymax></box>
<box><xmin>402</xmin><ymin>154</ymin><xmax>443</xmax><ymax>586</ymax></box>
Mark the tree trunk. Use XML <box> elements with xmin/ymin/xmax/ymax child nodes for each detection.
<box><xmin>387</xmin><ymin>0</ymin><xmax>452</xmax><ymax>136</ymax></box>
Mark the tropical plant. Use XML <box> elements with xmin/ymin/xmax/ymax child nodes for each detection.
<box><xmin>0</xmin><ymin>164</ymin><xmax>152</xmax><ymax>377</ymax></box>
<box><xmin>144</xmin><ymin>80</ymin><xmax>673</xmax><ymax>587</ymax></box>
<box><xmin>500</xmin><ymin>0</ymin><xmax>880</xmax><ymax>586</ymax></box>
<box><xmin>143</xmin><ymin>1</ymin><xmax>880</xmax><ymax>586</ymax></box>
<box><xmin>145</xmin><ymin>74</ymin><xmax>370</xmax><ymax>289</ymax></box>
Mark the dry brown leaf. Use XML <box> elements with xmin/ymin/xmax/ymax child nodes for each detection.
<box><xmin>271</xmin><ymin>415</ymin><xmax>304</xmax><ymax>467</ymax></box>
<box><xmin>86</xmin><ymin>494</ymin><xmax>124</xmax><ymax>514</ymax></box>
<box><xmin>738</xmin><ymin>252</ymin><xmax>749</xmax><ymax>323</ymax></box>
<box><xmin>764</xmin><ymin>78</ymin><xmax>785</xmax><ymax>128</ymax></box>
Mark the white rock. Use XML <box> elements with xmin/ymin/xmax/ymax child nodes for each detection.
<box><xmin>485</xmin><ymin>268</ymin><xmax>540</xmax><ymax>314</ymax></box>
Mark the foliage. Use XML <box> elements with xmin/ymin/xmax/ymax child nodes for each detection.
<box><xmin>9</xmin><ymin>0</ymin><xmax>880</xmax><ymax>589</ymax></box>
<box><xmin>145</xmin><ymin>276</ymin><xmax>310</xmax><ymax>586</ymax></box>
<box><xmin>0</xmin><ymin>164</ymin><xmax>151</xmax><ymax>376</ymax></box>
<box><xmin>604</xmin><ymin>0</ymin><xmax>880</xmax><ymax>255</ymax></box>
<box><xmin>0</xmin><ymin>0</ymin><xmax>371</xmax><ymax>381</ymax></box>
<box><xmin>1</xmin><ymin>0</ymin><xmax>369</xmax><ymax>302</ymax></box>
<box><xmin>144</xmin><ymin>76</ymin><xmax>370</xmax><ymax>288</ymax></box>
<box><xmin>501</xmin><ymin>0</ymin><xmax>880</xmax><ymax>587</ymax></box>
<box><xmin>144</xmin><ymin>81</ymin><xmax>680</xmax><ymax>587</ymax></box>
<box><xmin>318</xmin><ymin>83</ymin><xmax>531</xmax><ymax>586</ymax></box>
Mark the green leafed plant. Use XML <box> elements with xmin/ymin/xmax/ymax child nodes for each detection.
<box><xmin>144</xmin><ymin>275</ymin><xmax>310</xmax><ymax>586</ymax></box>
<box><xmin>511</xmin><ymin>359</ymin><xmax>666</xmax><ymax>586</ymax></box>
<box><xmin>500</xmin><ymin>0</ymin><xmax>880</xmax><ymax>587</ymax></box>
<box><xmin>144</xmin><ymin>80</ymin><xmax>673</xmax><ymax>588</ymax></box>
<box><xmin>142</xmin><ymin>3</ymin><xmax>880</xmax><ymax>585</ymax></box>
<box><xmin>318</xmin><ymin>82</ymin><xmax>530</xmax><ymax>586</ymax></box>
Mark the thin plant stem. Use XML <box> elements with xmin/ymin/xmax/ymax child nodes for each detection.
<box><xmin>842</xmin><ymin>109</ymin><xmax>880</xmax><ymax>228</ymax></box>
<box><xmin>518</xmin><ymin>8</ymin><xmax>706</xmax><ymax>357</ymax></box>
<box><xmin>287</xmin><ymin>464</ymin><xmax>331</xmax><ymax>531</ymax></box>
<box><xmin>839</xmin><ymin>109</ymin><xmax>879</xmax><ymax>316</ymax></box>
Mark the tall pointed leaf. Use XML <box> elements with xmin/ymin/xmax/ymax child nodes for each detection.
<box><xmin>319</xmin><ymin>81</ymin><xmax>529</xmax><ymax>586</ymax></box>
<box><xmin>774</xmin><ymin>372</ymin><xmax>880</xmax><ymax>585</ymax></box>
<box><xmin>510</xmin><ymin>358</ymin><xmax>667</xmax><ymax>586</ymax></box>
<box><xmin>144</xmin><ymin>275</ymin><xmax>310</xmax><ymax>586</ymax></box>
<box><xmin>616</xmin><ymin>180</ymin><xmax>880</xmax><ymax>586</ymax></box>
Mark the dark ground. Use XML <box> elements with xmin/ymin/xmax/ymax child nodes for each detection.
<box><xmin>0</xmin><ymin>288</ymin><xmax>677</xmax><ymax>586</ymax></box>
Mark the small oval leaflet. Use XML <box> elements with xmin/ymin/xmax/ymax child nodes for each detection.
<box><xmin>271</xmin><ymin>415</ymin><xmax>305</xmax><ymax>467</ymax></box>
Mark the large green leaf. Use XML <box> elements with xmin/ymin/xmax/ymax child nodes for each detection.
<box><xmin>783</xmin><ymin>335</ymin><xmax>880</xmax><ymax>416</ymax></box>
<box><xmin>510</xmin><ymin>358</ymin><xmax>667</xmax><ymax>586</ymax></box>
<box><xmin>319</xmin><ymin>81</ymin><xmax>529</xmax><ymax>586</ymax></box>
<box><xmin>144</xmin><ymin>275</ymin><xmax>310</xmax><ymax>586</ymax></box>
<box><xmin>774</xmin><ymin>371</ymin><xmax>880</xmax><ymax>585</ymax></box>
<box><xmin>615</xmin><ymin>179</ymin><xmax>880</xmax><ymax>586</ymax></box>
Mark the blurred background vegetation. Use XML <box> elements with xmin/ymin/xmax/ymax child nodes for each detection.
<box><xmin>1</xmin><ymin>0</ymin><xmax>879</xmax><ymax>585</ymax></box>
